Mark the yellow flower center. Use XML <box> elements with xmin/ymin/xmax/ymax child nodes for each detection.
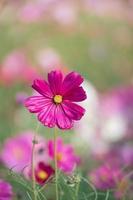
<box><xmin>53</xmin><ymin>95</ymin><xmax>63</xmax><ymax>104</ymax></box>
<box><xmin>38</xmin><ymin>170</ymin><xmax>48</xmax><ymax>180</ymax></box>
<box><xmin>56</xmin><ymin>153</ymin><xmax>62</xmax><ymax>161</ymax></box>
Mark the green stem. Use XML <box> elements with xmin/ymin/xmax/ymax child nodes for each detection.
<box><xmin>31</xmin><ymin>123</ymin><xmax>40</xmax><ymax>200</ymax></box>
<box><xmin>75</xmin><ymin>181</ymin><xmax>80</xmax><ymax>200</ymax></box>
<box><xmin>54</xmin><ymin>128</ymin><xmax>59</xmax><ymax>200</ymax></box>
<box><xmin>31</xmin><ymin>135</ymin><xmax>37</xmax><ymax>200</ymax></box>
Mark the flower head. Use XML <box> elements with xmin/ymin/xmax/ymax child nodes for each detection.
<box><xmin>1</xmin><ymin>132</ymin><xmax>49</xmax><ymax>172</ymax></box>
<box><xmin>19</xmin><ymin>2</ymin><xmax>44</xmax><ymax>23</ymax></box>
<box><xmin>89</xmin><ymin>164</ymin><xmax>124</xmax><ymax>190</ymax></box>
<box><xmin>48</xmin><ymin>138</ymin><xmax>80</xmax><ymax>173</ymax></box>
<box><xmin>0</xmin><ymin>179</ymin><xmax>13</xmax><ymax>200</ymax></box>
<box><xmin>1</xmin><ymin>51</ymin><xmax>38</xmax><ymax>84</ymax></box>
<box><xmin>29</xmin><ymin>162</ymin><xmax>54</xmax><ymax>185</ymax></box>
<box><xmin>36</xmin><ymin>48</ymin><xmax>63</xmax><ymax>71</ymax></box>
<box><xmin>25</xmin><ymin>70</ymin><xmax>87</xmax><ymax>129</ymax></box>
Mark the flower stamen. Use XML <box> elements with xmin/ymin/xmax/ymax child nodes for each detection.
<box><xmin>56</xmin><ymin>153</ymin><xmax>62</xmax><ymax>161</ymax></box>
<box><xmin>38</xmin><ymin>170</ymin><xmax>48</xmax><ymax>180</ymax></box>
<box><xmin>53</xmin><ymin>95</ymin><xmax>63</xmax><ymax>104</ymax></box>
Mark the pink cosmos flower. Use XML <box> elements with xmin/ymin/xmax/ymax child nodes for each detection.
<box><xmin>25</xmin><ymin>70</ymin><xmax>87</xmax><ymax>129</ymax></box>
<box><xmin>1</xmin><ymin>51</ymin><xmax>38</xmax><ymax>84</ymax></box>
<box><xmin>28</xmin><ymin>162</ymin><xmax>54</xmax><ymax>185</ymax></box>
<box><xmin>19</xmin><ymin>3</ymin><xmax>44</xmax><ymax>23</ymax></box>
<box><xmin>1</xmin><ymin>132</ymin><xmax>49</xmax><ymax>172</ymax></box>
<box><xmin>0</xmin><ymin>179</ymin><xmax>13</xmax><ymax>200</ymax></box>
<box><xmin>89</xmin><ymin>164</ymin><xmax>124</xmax><ymax>190</ymax></box>
<box><xmin>48</xmin><ymin>138</ymin><xmax>80</xmax><ymax>173</ymax></box>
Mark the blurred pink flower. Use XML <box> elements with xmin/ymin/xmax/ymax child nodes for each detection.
<box><xmin>120</xmin><ymin>145</ymin><xmax>133</xmax><ymax>166</ymax></box>
<box><xmin>1</xmin><ymin>51</ymin><xmax>38</xmax><ymax>84</ymax></box>
<box><xmin>89</xmin><ymin>164</ymin><xmax>124</xmax><ymax>190</ymax></box>
<box><xmin>84</xmin><ymin>0</ymin><xmax>133</xmax><ymax>22</ymax></box>
<box><xmin>19</xmin><ymin>2</ymin><xmax>44</xmax><ymax>23</ymax></box>
<box><xmin>48</xmin><ymin>138</ymin><xmax>80</xmax><ymax>173</ymax></box>
<box><xmin>1</xmin><ymin>132</ymin><xmax>49</xmax><ymax>172</ymax></box>
<box><xmin>25</xmin><ymin>70</ymin><xmax>86</xmax><ymax>129</ymax></box>
<box><xmin>0</xmin><ymin>179</ymin><xmax>13</xmax><ymax>200</ymax></box>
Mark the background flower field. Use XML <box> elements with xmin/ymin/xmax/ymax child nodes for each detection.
<box><xmin>0</xmin><ymin>0</ymin><xmax>133</xmax><ymax>200</ymax></box>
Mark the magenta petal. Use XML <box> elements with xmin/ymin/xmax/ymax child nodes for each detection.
<box><xmin>25</xmin><ymin>96</ymin><xmax>51</xmax><ymax>113</ymax></box>
<box><xmin>62</xmin><ymin>71</ymin><xmax>83</xmax><ymax>95</ymax></box>
<box><xmin>48</xmin><ymin>70</ymin><xmax>63</xmax><ymax>95</ymax></box>
<box><xmin>32</xmin><ymin>79</ymin><xmax>52</xmax><ymax>98</ymax></box>
<box><xmin>56</xmin><ymin>105</ymin><xmax>73</xmax><ymax>129</ymax></box>
<box><xmin>48</xmin><ymin>140</ymin><xmax>54</xmax><ymax>157</ymax></box>
<box><xmin>62</xmin><ymin>100</ymin><xmax>85</xmax><ymax>120</ymax></box>
<box><xmin>64</xmin><ymin>86</ymin><xmax>87</xmax><ymax>102</ymax></box>
<box><xmin>0</xmin><ymin>180</ymin><xmax>13</xmax><ymax>200</ymax></box>
<box><xmin>48</xmin><ymin>138</ymin><xmax>63</xmax><ymax>158</ymax></box>
<box><xmin>38</xmin><ymin>103</ymin><xmax>56</xmax><ymax>128</ymax></box>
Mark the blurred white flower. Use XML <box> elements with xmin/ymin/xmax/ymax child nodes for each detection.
<box><xmin>73</xmin><ymin>80</ymin><xmax>108</xmax><ymax>154</ymax></box>
<box><xmin>101</xmin><ymin>114</ymin><xmax>126</xmax><ymax>142</ymax></box>
<box><xmin>73</xmin><ymin>83</ymin><xmax>133</xmax><ymax>156</ymax></box>
<box><xmin>36</xmin><ymin>48</ymin><xmax>62</xmax><ymax>71</ymax></box>
<box><xmin>100</xmin><ymin>86</ymin><xmax>133</xmax><ymax>142</ymax></box>
<box><xmin>53</xmin><ymin>2</ymin><xmax>77</xmax><ymax>26</ymax></box>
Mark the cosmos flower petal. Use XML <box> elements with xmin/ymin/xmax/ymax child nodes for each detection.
<box><xmin>0</xmin><ymin>179</ymin><xmax>13</xmax><ymax>199</ymax></box>
<box><xmin>48</xmin><ymin>137</ymin><xmax>80</xmax><ymax>173</ymax></box>
<box><xmin>48</xmin><ymin>138</ymin><xmax>63</xmax><ymax>157</ymax></box>
<box><xmin>64</xmin><ymin>86</ymin><xmax>87</xmax><ymax>102</ymax></box>
<box><xmin>63</xmin><ymin>145</ymin><xmax>74</xmax><ymax>154</ymax></box>
<box><xmin>59</xmin><ymin>161</ymin><xmax>75</xmax><ymax>172</ymax></box>
<box><xmin>48</xmin><ymin>70</ymin><xmax>63</xmax><ymax>94</ymax></box>
<box><xmin>56</xmin><ymin>105</ymin><xmax>73</xmax><ymax>129</ymax></box>
<box><xmin>25</xmin><ymin>96</ymin><xmax>52</xmax><ymax>113</ymax></box>
<box><xmin>32</xmin><ymin>79</ymin><xmax>52</xmax><ymax>98</ymax></box>
<box><xmin>62</xmin><ymin>71</ymin><xmax>83</xmax><ymax>95</ymax></box>
<box><xmin>38</xmin><ymin>103</ymin><xmax>56</xmax><ymax>128</ymax></box>
<box><xmin>62</xmin><ymin>100</ymin><xmax>85</xmax><ymax>120</ymax></box>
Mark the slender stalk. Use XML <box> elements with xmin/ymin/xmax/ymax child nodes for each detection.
<box><xmin>105</xmin><ymin>190</ymin><xmax>109</xmax><ymax>200</ymax></box>
<box><xmin>31</xmin><ymin>123</ymin><xmax>40</xmax><ymax>200</ymax></box>
<box><xmin>75</xmin><ymin>181</ymin><xmax>80</xmax><ymax>200</ymax></box>
<box><xmin>54</xmin><ymin>128</ymin><xmax>59</xmax><ymax>200</ymax></box>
